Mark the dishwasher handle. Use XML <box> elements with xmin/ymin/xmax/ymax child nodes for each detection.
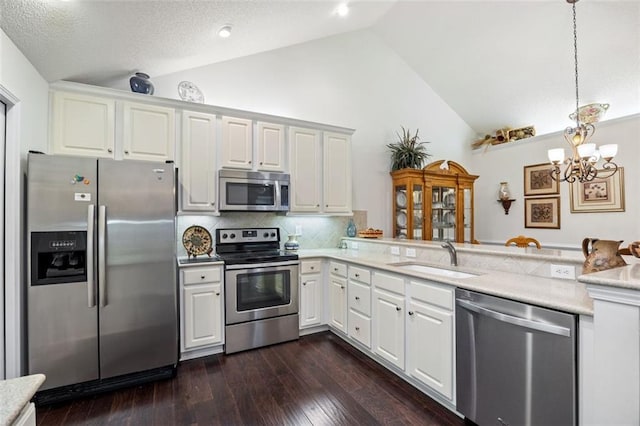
<box><xmin>456</xmin><ymin>298</ymin><xmax>572</xmax><ymax>337</ymax></box>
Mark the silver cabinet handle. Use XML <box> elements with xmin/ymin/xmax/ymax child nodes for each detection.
<box><xmin>396</xmin><ymin>306</ymin><xmax>402</xmax><ymax>311</ymax></box>
<box><xmin>355</xmin><ymin>296</ymin><xmax>360</xmax><ymax>300</ymax></box>
<box><xmin>98</xmin><ymin>205</ymin><xmax>107</xmax><ymax>307</ymax></box>
<box><xmin>456</xmin><ymin>299</ymin><xmax>572</xmax><ymax>337</ymax></box>
<box><xmin>87</xmin><ymin>205</ymin><xmax>96</xmax><ymax>307</ymax></box>
<box><xmin>408</xmin><ymin>311</ymin><xmax>414</xmax><ymax>316</ymax></box>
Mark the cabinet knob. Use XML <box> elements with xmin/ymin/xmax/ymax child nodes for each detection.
<box><xmin>124</xmin><ymin>150</ymin><xmax>129</xmax><ymax>154</ymax></box>
<box><xmin>248</xmin><ymin>160</ymin><xmax>252</xmax><ymax>164</ymax></box>
<box><xmin>355</xmin><ymin>296</ymin><xmax>360</xmax><ymax>300</ymax></box>
<box><xmin>355</xmin><ymin>326</ymin><xmax>360</xmax><ymax>331</ymax></box>
<box><xmin>215</xmin><ymin>292</ymin><xmax>220</xmax><ymax>296</ymax></box>
<box><xmin>355</xmin><ymin>273</ymin><xmax>360</xmax><ymax>278</ymax></box>
<box><xmin>260</xmin><ymin>162</ymin><xmax>263</xmax><ymax>165</ymax></box>
<box><xmin>340</xmin><ymin>285</ymin><xmax>345</xmax><ymax>289</ymax></box>
<box><xmin>408</xmin><ymin>311</ymin><xmax>414</xmax><ymax>316</ymax></box>
<box><xmin>396</xmin><ymin>306</ymin><xmax>402</xmax><ymax>311</ymax></box>
<box><xmin>211</xmin><ymin>202</ymin><xmax>216</xmax><ymax>206</ymax></box>
<box><xmin>107</xmin><ymin>148</ymin><xmax>113</xmax><ymax>153</ymax></box>
<box><xmin>334</xmin><ymin>268</ymin><xmax>338</xmax><ymax>271</ymax></box>
<box><xmin>201</xmin><ymin>275</ymin><xmax>205</xmax><ymax>279</ymax></box>
<box><xmin>310</xmin><ymin>266</ymin><xmax>315</xmax><ymax>270</ymax></box>
<box><xmin>326</xmin><ymin>204</ymin><xmax>328</xmax><ymax>207</ymax></box>
<box><xmin>302</xmin><ymin>282</ymin><xmax>307</xmax><ymax>286</ymax></box>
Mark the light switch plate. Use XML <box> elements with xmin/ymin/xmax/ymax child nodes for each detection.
<box><xmin>295</xmin><ymin>225</ymin><xmax>302</xmax><ymax>236</ymax></box>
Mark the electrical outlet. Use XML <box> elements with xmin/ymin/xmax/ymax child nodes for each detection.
<box><xmin>351</xmin><ymin>241</ymin><xmax>359</xmax><ymax>250</ymax></box>
<box><xmin>406</xmin><ymin>248</ymin><xmax>416</xmax><ymax>257</ymax></box>
<box><xmin>295</xmin><ymin>225</ymin><xmax>302</xmax><ymax>236</ymax></box>
<box><xmin>390</xmin><ymin>246</ymin><xmax>400</xmax><ymax>255</ymax></box>
<box><xmin>550</xmin><ymin>264</ymin><xmax>576</xmax><ymax>279</ymax></box>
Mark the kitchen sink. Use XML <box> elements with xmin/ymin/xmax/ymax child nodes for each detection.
<box><xmin>388</xmin><ymin>262</ymin><xmax>479</xmax><ymax>279</ymax></box>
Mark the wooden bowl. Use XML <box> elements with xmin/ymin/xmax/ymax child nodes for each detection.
<box><xmin>629</xmin><ymin>241</ymin><xmax>640</xmax><ymax>258</ymax></box>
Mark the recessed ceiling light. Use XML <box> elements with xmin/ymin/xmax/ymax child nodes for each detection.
<box><xmin>218</xmin><ymin>25</ymin><xmax>232</xmax><ymax>38</ymax></box>
<box><xmin>336</xmin><ymin>3</ymin><xmax>349</xmax><ymax>17</ymax></box>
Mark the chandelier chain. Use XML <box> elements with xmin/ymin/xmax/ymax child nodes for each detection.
<box><xmin>572</xmin><ymin>1</ymin><xmax>580</xmax><ymax>128</ymax></box>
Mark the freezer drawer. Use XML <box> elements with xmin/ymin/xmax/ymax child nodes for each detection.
<box><xmin>456</xmin><ymin>289</ymin><xmax>576</xmax><ymax>426</ymax></box>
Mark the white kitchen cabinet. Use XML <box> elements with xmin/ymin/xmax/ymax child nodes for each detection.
<box><xmin>289</xmin><ymin>126</ymin><xmax>322</xmax><ymax>212</ymax></box>
<box><xmin>122</xmin><ymin>101</ymin><xmax>176</xmax><ymax>162</ymax></box>
<box><xmin>50</xmin><ymin>91</ymin><xmax>116</xmax><ymax>158</ymax></box>
<box><xmin>257</xmin><ymin>121</ymin><xmax>286</xmax><ymax>172</ymax></box>
<box><xmin>347</xmin><ymin>264</ymin><xmax>372</xmax><ymax>348</ymax></box>
<box><xmin>180</xmin><ymin>111</ymin><xmax>217</xmax><ymax>212</ymax></box>
<box><xmin>328</xmin><ymin>261</ymin><xmax>348</xmax><ymax>333</ymax></box>
<box><xmin>406</xmin><ymin>279</ymin><xmax>454</xmax><ymax>400</ymax></box>
<box><xmin>323</xmin><ymin>132</ymin><xmax>352</xmax><ymax>213</ymax></box>
<box><xmin>180</xmin><ymin>265</ymin><xmax>224</xmax><ymax>355</ymax></box>
<box><xmin>299</xmin><ymin>259</ymin><xmax>323</xmax><ymax>329</ymax></box>
<box><xmin>220</xmin><ymin>116</ymin><xmax>253</xmax><ymax>169</ymax></box>
<box><xmin>372</xmin><ymin>272</ymin><xmax>406</xmax><ymax>370</ymax></box>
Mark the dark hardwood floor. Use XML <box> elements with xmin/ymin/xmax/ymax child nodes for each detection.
<box><xmin>36</xmin><ymin>332</ymin><xmax>465</xmax><ymax>425</ymax></box>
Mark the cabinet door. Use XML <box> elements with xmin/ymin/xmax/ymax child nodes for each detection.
<box><xmin>221</xmin><ymin>116</ymin><xmax>253</xmax><ymax>169</ymax></box>
<box><xmin>407</xmin><ymin>299</ymin><xmax>453</xmax><ymax>400</ymax></box>
<box><xmin>329</xmin><ymin>275</ymin><xmax>347</xmax><ymax>332</ymax></box>
<box><xmin>300</xmin><ymin>272</ymin><xmax>323</xmax><ymax>328</ymax></box>
<box><xmin>122</xmin><ymin>102</ymin><xmax>175</xmax><ymax>162</ymax></box>
<box><xmin>180</xmin><ymin>111</ymin><xmax>216</xmax><ymax>211</ymax></box>
<box><xmin>50</xmin><ymin>91</ymin><xmax>115</xmax><ymax>158</ymax></box>
<box><xmin>323</xmin><ymin>132</ymin><xmax>351</xmax><ymax>213</ymax></box>
<box><xmin>373</xmin><ymin>289</ymin><xmax>405</xmax><ymax>369</ymax></box>
<box><xmin>257</xmin><ymin>122</ymin><xmax>285</xmax><ymax>172</ymax></box>
<box><xmin>183</xmin><ymin>283</ymin><xmax>223</xmax><ymax>350</ymax></box>
<box><xmin>289</xmin><ymin>127</ymin><xmax>321</xmax><ymax>212</ymax></box>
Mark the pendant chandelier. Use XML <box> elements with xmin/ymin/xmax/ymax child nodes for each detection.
<box><xmin>548</xmin><ymin>0</ymin><xmax>618</xmax><ymax>183</ymax></box>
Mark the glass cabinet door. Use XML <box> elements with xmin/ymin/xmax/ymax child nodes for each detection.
<box><xmin>394</xmin><ymin>184</ymin><xmax>408</xmax><ymax>239</ymax></box>
<box><xmin>412</xmin><ymin>184</ymin><xmax>423</xmax><ymax>239</ymax></box>
<box><xmin>431</xmin><ymin>186</ymin><xmax>456</xmax><ymax>241</ymax></box>
<box><xmin>463</xmin><ymin>188</ymin><xmax>472</xmax><ymax>243</ymax></box>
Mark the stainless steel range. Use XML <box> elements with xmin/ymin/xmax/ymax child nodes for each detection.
<box><xmin>216</xmin><ymin>227</ymin><xmax>299</xmax><ymax>354</ymax></box>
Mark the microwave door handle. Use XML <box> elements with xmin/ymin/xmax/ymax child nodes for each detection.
<box><xmin>98</xmin><ymin>205</ymin><xmax>107</xmax><ymax>307</ymax></box>
<box><xmin>87</xmin><ymin>204</ymin><xmax>96</xmax><ymax>307</ymax></box>
<box><xmin>275</xmin><ymin>181</ymin><xmax>281</xmax><ymax>208</ymax></box>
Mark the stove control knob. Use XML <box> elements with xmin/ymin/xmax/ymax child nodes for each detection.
<box><xmin>230</xmin><ymin>233</ymin><xmax>236</xmax><ymax>239</ymax></box>
<box><xmin>270</xmin><ymin>232</ymin><xmax>276</xmax><ymax>237</ymax></box>
<box><xmin>222</xmin><ymin>233</ymin><xmax>228</xmax><ymax>239</ymax></box>
<box><xmin>263</xmin><ymin>232</ymin><xmax>269</xmax><ymax>238</ymax></box>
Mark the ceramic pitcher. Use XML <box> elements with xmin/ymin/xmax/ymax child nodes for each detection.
<box><xmin>582</xmin><ymin>238</ymin><xmax>627</xmax><ymax>274</ymax></box>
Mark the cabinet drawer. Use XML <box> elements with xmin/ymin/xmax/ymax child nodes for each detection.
<box><xmin>301</xmin><ymin>259</ymin><xmax>322</xmax><ymax>275</ymax></box>
<box><xmin>349</xmin><ymin>310</ymin><xmax>371</xmax><ymax>348</ymax></box>
<box><xmin>409</xmin><ymin>280</ymin><xmax>454</xmax><ymax>310</ymax></box>
<box><xmin>183</xmin><ymin>267</ymin><xmax>222</xmax><ymax>285</ymax></box>
<box><xmin>349</xmin><ymin>266</ymin><xmax>371</xmax><ymax>284</ymax></box>
<box><xmin>348</xmin><ymin>280</ymin><xmax>371</xmax><ymax>316</ymax></box>
<box><xmin>373</xmin><ymin>272</ymin><xmax>405</xmax><ymax>295</ymax></box>
<box><xmin>329</xmin><ymin>261</ymin><xmax>347</xmax><ymax>277</ymax></box>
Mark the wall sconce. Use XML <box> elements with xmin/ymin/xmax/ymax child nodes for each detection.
<box><xmin>497</xmin><ymin>181</ymin><xmax>515</xmax><ymax>215</ymax></box>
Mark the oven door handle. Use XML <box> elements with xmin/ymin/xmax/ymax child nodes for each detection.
<box><xmin>224</xmin><ymin>260</ymin><xmax>300</xmax><ymax>270</ymax></box>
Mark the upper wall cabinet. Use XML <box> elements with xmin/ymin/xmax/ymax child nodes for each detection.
<box><xmin>50</xmin><ymin>91</ymin><xmax>116</xmax><ymax>158</ymax></box>
<box><xmin>220</xmin><ymin>116</ymin><xmax>253</xmax><ymax>170</ymax></box>
<box><xmin>256</xmin><ymin>122</ymin><xmax>285</xmax><ymax>172</ymax></box>
<box><xmin>289</xmin><ymin>127</ymin><xmax>322</xmax><ymax>212</ymax></box>
<box><xmin>122</xmin><ymin>102</ymin><xmax>176</xmax><ymax>162</ymax></box>
<box><xmin>50</xmin><ymin>90</ymin><xmax>175</xmax><ymax>162</ymax></box>
<box><xmin>323</xmin><ymin>132</ymin><xmax>351</xmax><ymax>213</ymax></box>
<box><xmin>180</xmin><ymin>111</ymin><xmax>216</xmax><ymax>212</ymax></box>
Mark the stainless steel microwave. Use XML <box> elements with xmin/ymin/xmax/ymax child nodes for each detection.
<box><xmin>218</xmin><ymin>170</ymin><xmax>290</xmax><ymax>212</ymax></box>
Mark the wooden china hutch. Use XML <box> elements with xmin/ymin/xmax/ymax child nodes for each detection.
<box><xmin>391</xmin><ymin>160</ymin><xmax>478</xmax><ymax>243</ymax></box>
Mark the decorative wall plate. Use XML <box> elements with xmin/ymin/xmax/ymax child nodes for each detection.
<box><xmin>182</xmin><ymin>225</ymin><xmax>212</xmax><ymax>258</ymax></box>
<box><xmin>177</xmin><ymin>81</ymin><xmax>205</xmax><ymax>103</ymax></box>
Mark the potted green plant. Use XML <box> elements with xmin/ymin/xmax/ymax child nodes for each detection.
<box><xmin>386</xmin><ymin>127</ymin><xmax>431</xmax><ymax>171</ymax></box>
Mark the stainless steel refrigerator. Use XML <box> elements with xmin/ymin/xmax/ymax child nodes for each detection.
<box><xmin>27</xmin><ymin>153</ymin><xmax>177</xmax><ymax>397</ymax></box>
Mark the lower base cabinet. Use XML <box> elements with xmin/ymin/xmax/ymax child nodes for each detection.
<box><xmin>300</xmin><ymin>259</ymin><xmax>324</xmax><ymax>329</ymax></box>
<box><xmin>372</xmin><ymin>272</ymin><xmax>406</xmax><ymax>370</ymax></box>
<box><xmin>328</xmin><ymin>267</ymin><xmax>348</xmax><ymax>332</ymax></box>
<box><xmin>180</xmin><ymin>265</ymin><xmax>224</xmax><ymax>357</ymax></box>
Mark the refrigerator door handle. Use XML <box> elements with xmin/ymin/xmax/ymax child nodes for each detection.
<box><xmin>87</xmin><ymin>204</ymin><xmax>96</xmax><ymax>307</ymax></box>
<box><xmin>98</xmin><ymin>205</ymin><xmax>107</xmax><ymax>307</ymax></box>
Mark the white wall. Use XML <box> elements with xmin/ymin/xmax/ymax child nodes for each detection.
<box><xmin>472</xmin><ymin>115</ymin><xmax>640</xmax><ymax>248</ymax></box>
<box><xmin>0</xmin><ymin>28</ymin><xmax>49</xmax><ymax>378</ymax></box>
<box><xmin>152</xmin><ymin>29</ymin><xmax>476</xmax><ymax>234</ymax></box>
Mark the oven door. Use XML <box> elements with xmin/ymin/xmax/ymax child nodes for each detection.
<box><xmin>225</xmin><ymin>261</ymin><xmax>299</xmax><ymax>325</ymax></box>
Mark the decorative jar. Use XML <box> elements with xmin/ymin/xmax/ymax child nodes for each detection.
<box><xmin>346</xmin><ymin>219</ymin><xmax>357</xmax><ymax>237</ymax></box>
<box><xmin>284</xmin><ymin>234</ymin><xmax>299</xmax><ymax>251</ymax></box>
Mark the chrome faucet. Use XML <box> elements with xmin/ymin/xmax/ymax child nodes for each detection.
<box><xmin>441</xmin><ymin>241</ymin><xmax>458</xmax><ymax>266</ymax></box>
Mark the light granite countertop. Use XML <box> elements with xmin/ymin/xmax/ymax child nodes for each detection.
<box><xmin>578</xmin><ymin>263</ymin><xmax>640</xmax><ymax>290</ymax></box>
<box><xmin>0</xmin><ymin>374</ymin><xmax>45</xmax><ymax>426</ymax></box>
<box><xmin>298</xmin><ymin>248</ymin><xmax>594</xmax><ymax>315</ymax></box>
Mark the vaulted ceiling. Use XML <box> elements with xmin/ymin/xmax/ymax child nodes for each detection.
<box><xmin>1</xmin><ymin>0</ymin><xmax>638</xmax><ymax>137</ymax></box>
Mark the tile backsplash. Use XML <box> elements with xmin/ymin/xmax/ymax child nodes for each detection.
<box><xmin>177</xmin><ymin>210</ymin><xmax>367</xmax><ymax>257</ymax></box>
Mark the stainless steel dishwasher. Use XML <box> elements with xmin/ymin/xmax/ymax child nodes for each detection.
<box><xmin>455</xmin><ymin>289</ymin><xmax>576</xmax><ymax>426</ymax></box>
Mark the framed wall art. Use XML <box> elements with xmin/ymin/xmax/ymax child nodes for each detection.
<box><xmin>525</xmin><ymin>197</ymin><xmax>560</xmax><ymax>229</ymax></box>
<box><xmin>569</xmin><ymin>168</ymin><xmax>625</xmax><ymax>213</ymax></box>
<box><xmin>523</xmin><ymin>163</ymin><xmax>559</xmax><ymax>196</ymax></box>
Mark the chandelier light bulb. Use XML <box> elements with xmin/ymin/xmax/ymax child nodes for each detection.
<box><xmin>577</xmin><ymin>143</ymin><xmax>596</xmax><ymax>159</ymax></box>
<box><xmin>548</xmin><ymin>148</ymin><xmax>566</xmax><ymax>164</ymax></box>
<box><xmin>599</xmin><ymin>144</ymin><xmax>618</xmax><ymax>160</ymax></box>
